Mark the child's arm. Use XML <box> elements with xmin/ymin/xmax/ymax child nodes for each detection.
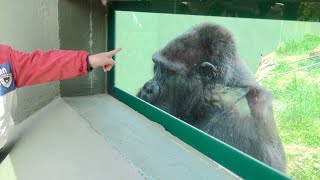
<box><xmin>0</xmin><ymin>44</ymin><xmax>120</xmax><ymax>88</ymax></box>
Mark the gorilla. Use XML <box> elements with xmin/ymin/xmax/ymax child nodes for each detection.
<box><xmin>137</xmin><ymin>23</ymin><xmax>286</xmax><ymax>173</ymax></box>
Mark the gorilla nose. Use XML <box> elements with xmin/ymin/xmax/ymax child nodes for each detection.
<box><xmin>146</xmin><ymin>86</ymin><xmax>153</xmax><ymax>94</ymax></box>
<box><xmin>145</xmin><ymin>80</ymin><xmax>159</xmax><ymax>95</ymax></box>
<box><xmin>137</xmin><ymin>80</ymin><xmax>160</xmax><ymax>103</ymax></box>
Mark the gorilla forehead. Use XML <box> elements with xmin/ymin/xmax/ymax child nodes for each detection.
<box><xmin>159</xmin><ymin>32</ymin><xmax>202</xmax><ymax>67</ymax></box>
<box><xmin>159</xmin><ymin>23</ymin><xmax>236</xmax><ymax>68</ymax></box>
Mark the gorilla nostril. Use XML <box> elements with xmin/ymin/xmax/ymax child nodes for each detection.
<box><xmin>147</xmin><ymin>88</ymin><xmax>153</xmax><ymax>94</ymax></box>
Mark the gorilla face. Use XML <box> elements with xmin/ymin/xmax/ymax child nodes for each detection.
<box><xmin>137</xmin><ymin>23</ymin><xmax>243</xmax><ymax>121</ymax></box>
<box><xmin>143</xmin><ymin>59</ymin><xmax>205</xmax><ymax>120</ymax></box>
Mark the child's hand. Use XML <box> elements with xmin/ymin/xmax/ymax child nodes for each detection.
<box><xmin>88</xmin><ymin>48</ymin><xmax>122</xmax><ymax>72</ymax></box>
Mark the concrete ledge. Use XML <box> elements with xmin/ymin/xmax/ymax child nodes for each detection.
<box><xmin>0</xmin><ymin>97</ymin><xmax>142</xmax><ymax>180</ymax></box>
<box><xmin>64</xmin><ymin>94</ymin><xmax>239</xmax><ymax>180</ymax></box>
<box><xmin>0</xmin><ymin>94</ymin><xmax>239</xmax><ymax>180</ymax></box>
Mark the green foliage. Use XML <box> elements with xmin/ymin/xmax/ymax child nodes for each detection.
<box><xmin>276</xmin><ymin>34</ymin><xmax>320</xmax><ymax>57</ymax></box>
<box><xmin>297</xmin><ymin>57</ymin><xmax>320</xmax><ymax>73</ymax></box>
<box><xmin>261</xmin><ymin>34</ymin><xmax>320</xmax><ymax>179</ymax></box>
<box><xmin>287</xmin><ymin>152</ymin><xmax>320</xmax><ymax>180</ymax></box>
<box><xmin>263</xmin><ymin>77</ymin><xmax>320</xmax><ymax>147</ymax></box>
<box><xmin>298</xmin><ymin>2</ymin><xmax>320</xmax><ymax>21</ymax></box>
<box><xmin>263</xmin><ymin>71</ymin><xmax>320</xmax><ymax>180</ymax></box>
<box><xmin>273</xmin><ymin>61</ymin><xmax>293</xmax><ymax>73</ymax></box>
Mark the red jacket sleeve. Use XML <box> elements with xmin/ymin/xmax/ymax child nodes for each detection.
<box><xmin>0</xmin><ymin>44</ymin><xmax>89</xmax><ymax>88</ymax></box>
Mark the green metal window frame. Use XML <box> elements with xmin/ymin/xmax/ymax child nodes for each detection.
<box><xmin>105</xmin><ymin>1</ymin><xmax>315</xmax><ymax>179</ymax></box>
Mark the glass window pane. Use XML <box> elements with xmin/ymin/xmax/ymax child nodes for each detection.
<box><xmin>114</xmin><ymin>4</ymin><xmax>320</xmax><ymax>179</ymax></box>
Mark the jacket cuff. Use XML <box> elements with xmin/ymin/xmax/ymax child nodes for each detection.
<box><xmin>86</xmin><ymin>55</ymin><xmax>93</xmax><ymax>72</ymax></box>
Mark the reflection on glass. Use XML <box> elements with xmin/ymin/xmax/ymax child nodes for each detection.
<box><xmin>115</xmin><ymin>10</ymin><xmax>320</xmax><ymax>179</ymax></box>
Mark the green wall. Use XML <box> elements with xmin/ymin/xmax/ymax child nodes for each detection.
<box><xmin>115</xmin><ymin>11</ymin><xmax>320</xmax><ymax>96</ymax></box>
<box><xmin>59</xmin><ymin>0</ymin><xmax>107</xmax><ymax>96</ymax></box>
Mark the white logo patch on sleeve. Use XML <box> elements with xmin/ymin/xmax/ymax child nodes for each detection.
<box><xmin>0</xmin><ymin>62</ymin><xmax>16</xmax><ymax>96</ymax></box>
<box><xmin>0</xmin><ymin>72</ymin><xmax>12</xmax><ymax>88</ymax></box>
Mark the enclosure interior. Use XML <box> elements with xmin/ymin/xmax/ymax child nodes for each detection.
<box><xmin>113</xmin><ymin>4</ymin><xmax>320</xmax><ymax>180</ymax></box>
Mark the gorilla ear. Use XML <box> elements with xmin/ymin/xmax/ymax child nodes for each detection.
<box><xmin>200</xmin><ymin>62</ymin><xmax>216</xmax><ymax>80</ymax></box>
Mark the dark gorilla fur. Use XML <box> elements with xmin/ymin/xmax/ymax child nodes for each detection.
<box><xmin>137</xmin><ymin>23</ymin><xmax>286</xmax><ymax>173</ymax></box>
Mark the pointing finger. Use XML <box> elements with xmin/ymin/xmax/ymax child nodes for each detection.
<box><xmin>106</xmin><ymin>48</ymin><xmax>122</xmax><ymax>57</ymax></box>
